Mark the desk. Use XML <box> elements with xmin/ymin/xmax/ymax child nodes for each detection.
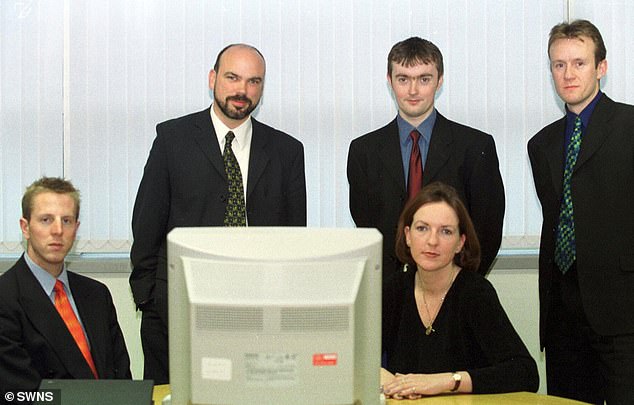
<box><xmin>385</xmin><ymin>392</ymin><xmax>590</xmax><ymax>404</ymax></box>
<box><xmin>152</xmin><ymin>386</ymin><xmax>589</xmax><ymax>405</ymax></box>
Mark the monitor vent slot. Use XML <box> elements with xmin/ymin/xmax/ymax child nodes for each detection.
<box><xmin>195</xmin><ymin>306</ymin><xmax>264</xmax><ymax>331</ymax></box>
<box><xmin>281</xmin><ymin>307</ymin><xmax>350</xmax><ymax>332</ymax></box>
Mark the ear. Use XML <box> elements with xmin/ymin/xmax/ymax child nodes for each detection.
<box><xmin>404</xmin><ymin>226</ymin><xmax>411</xmax><ymax>247</ymax></box>
<box><xmin>456</xmin><ymin>233</ymin><xmax>466</xmax><ymax>254</ymax></box>
<box><xmin>437</xmin><ymin>74</ymin><xmax>444</xmax><ymax>90</ymax></box>
<box><xmin>208</xmin><ymin>69</ymin><xmax>217</xmax><ymax>91</ymax></box>
<box><xmin>19</xmin><ymin>218</ymin><xmax>30</xmax><ymax>240</ymax></box>
<box><xmin>596</xmin><ymin>59</ymin><xmax>607</xmax><ymax>80</ymax></box>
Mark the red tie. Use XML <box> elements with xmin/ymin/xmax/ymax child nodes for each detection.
<box><xmin>54</xmin><ymin>280</ymin><xmax>99</xmax><ymax>378</ymax></box>
<box><xmin>408</xmin><ymin>129</ymin><xmax>423</xmax><ymax>200</ymax></box>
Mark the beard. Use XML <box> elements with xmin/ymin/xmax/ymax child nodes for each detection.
<box><xmin>215</xmin><ymin>94</ymin><xmax>258</xmax><ymax>121</ymax></box>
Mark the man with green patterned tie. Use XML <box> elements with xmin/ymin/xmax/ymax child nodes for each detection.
<box><xmin>528</xmin><ymin>19</ymin><xmax>634</xmax><ymax>405</ymax></box>
<box><xmin>130</xmin><ymin>44</ymin><xmax>307</xmax><ymax>384</ymax></box>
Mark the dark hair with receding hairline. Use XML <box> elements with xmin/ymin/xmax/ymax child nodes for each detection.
<box><xmin>387</xmin><ymin>37</ymin><xmax>444</xmax><ymax>78</ymax></box>
<box><xmin>395</xmin><ymin>182</ymin><xmax>480</xmax><ymax>272</ymax></box>
<box><xmin>213</xmin><ymin>43</ymin><xmax>266</xmax><ymax>73</ymax></box>
<box><xmin>22</xmin><ymin>177</ymin><xmax>81</xmax><ymax>221</ymax></box>
<box><xmin>548</xmin><ymin>19</ymin><xmax>606</xmax><ymax>67</ymax></box>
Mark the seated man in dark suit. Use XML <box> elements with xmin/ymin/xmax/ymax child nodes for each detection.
<box><xmin>0</xmin><ymin>177</ymin><xmax>131</xmax><ymax>392</ymax></box>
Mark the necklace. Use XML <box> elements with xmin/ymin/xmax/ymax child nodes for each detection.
<box><xmin>417</xmin><ymin>267</ymin><xmax>458</xmax><ymax>336</ymax></box>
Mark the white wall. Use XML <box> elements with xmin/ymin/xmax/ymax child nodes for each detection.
<box><xmin>2</xmin><ymin>0</ymin><xmax>633</xmax><ymax>254</ymax></box>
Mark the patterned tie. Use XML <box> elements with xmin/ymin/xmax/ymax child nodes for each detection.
<box><xmin>408</xmin><ymin>129</ymin><xmax>423</xmax><ymax>200</ymax></box>
<box><xmin>223</xmin><ymin>131</ymin><xmax>247</xmax><ymax>226</ymax></box>
<box><xmin>555</xmin><ymin>116</ymin><xmax>583</xmax><ymax>274</ymax></box>
<box><xmin>53</xmin><ymin>280</ymin><xmax>98</xmax><ymax>378</ymax></box>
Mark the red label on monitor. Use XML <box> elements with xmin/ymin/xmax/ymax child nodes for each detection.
<box><xmin>313</xmin><ymin>353</ymin><xmax>338</xmax><ymax>366</ymax></box>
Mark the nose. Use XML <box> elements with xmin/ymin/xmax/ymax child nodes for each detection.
<box><xmin>426</xmin><ymin>230</ymin><xmax>439</xmax><ymax>245</ymax></box>
<box><xmin>50</xmin><ymin>218</ymin><xmax>63</xmax><ymax>235</ymax></box>
<box><xmin>408</xmin><ymin>79</ymin><xmax>419</xmax><ymax>95</ymax></box>
<box><xmin>563</xmin><ymin>64</ymin><xmax>574</xmax><ymax>80</ymax></box>
<box><xmin>235</xmin><ymin>79</ymin><xmax>248</xmax><ymax>95</ymax></box>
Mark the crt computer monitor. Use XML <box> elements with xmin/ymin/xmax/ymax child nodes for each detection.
<box><xmin>167</xmin><ymin>227</ymin><xmax>382</xmax><ymax>405</ymax></box>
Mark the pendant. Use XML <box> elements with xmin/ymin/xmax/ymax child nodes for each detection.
<box><xmin>425</xmin><ymin>325</ymin><xmax>435</xmax><ymax>335</ymax></box>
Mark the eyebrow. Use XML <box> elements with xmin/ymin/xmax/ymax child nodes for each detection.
<box><xmin>223</xmin><ymin>71</ymin><xmax>263</xmax><ymax>81</ymax></box>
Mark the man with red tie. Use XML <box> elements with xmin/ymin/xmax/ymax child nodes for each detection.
<box><xmin>0</xmin><ymin>177</ymin><xmax>131</xmax><ymax>392</ymax></box>
<box><xmin>347</xmin><ymin>37</ymin><xmax>505</xmax><ymax>346</ymax></box>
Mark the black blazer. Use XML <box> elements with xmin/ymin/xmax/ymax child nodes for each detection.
<box><xmin>129</xmin><ymin>107</ymin><xmax>307</xmax><ymax>321</ymax></box>
<box><xmin>347</xmin><ymin>112</ymin><xmax>505</xmax><ymax>279</ymax></box>
<box><xmin>528</xmin><ymin>94</ymin><xmax>634</xmax><ymax>343</ymax></box>
<box><xmin>0</xmin><ymin>256</ymin><xmax>131</xmax><ymax>391</ymax></box>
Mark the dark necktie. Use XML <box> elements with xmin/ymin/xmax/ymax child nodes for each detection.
<box><xmin>555</xmin><ymin>116</ymin><xmax>582</xmax><ymax>273</ymax></box>
<box><xmin>408</xmin><ymin>129</ymin><xmax>423</xmax><ymax>200</ymax></box>
<box><xmin>223</xmin><ymin>131</ymin><xmax>246</xmax><ymax>226</ymax></box>
<box><xmin>54</xmin><ymin>280</ymin><xmax>99</xmax><ymax>378</ymax></box>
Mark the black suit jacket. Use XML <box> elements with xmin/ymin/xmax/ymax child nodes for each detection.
<box><xmin>130</xmin><ymin>107</ymin><xmax>307</xmax><ymax>321</ymax></box>
<box><xmin>528</xmin><ymin>94</ymin><xmax>634</xmax><ymax>343</ymax></box>
<box><xmin>0</xmin><ymin>256</ymin><xmax>131</xmax><ymax>391</ymax></box>
<box><xmin>347</xmin><ymin>112</ymin><xmax>505</xmax><ymax>280</ymax></box>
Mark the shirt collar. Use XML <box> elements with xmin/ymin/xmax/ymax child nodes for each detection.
<box><xmin>210</xmin><ymin>105</ymin><xmax>253</xmax><ymax>152</ymax></box>
<box><xmin>24</xmin><ymin>251</ymin><xmax>70</xmax><ymax>296</ymax></box>
<box><xmin>397</xmin><ymin>109</ymin><xmax>437</xmax><ymax>147</ymax></box>
<box><xmin>566</xmin><ymin>91</ymin><xmax>602</xmax><ymax>128</ymax></box>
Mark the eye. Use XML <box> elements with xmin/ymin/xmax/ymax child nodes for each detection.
<box><xmin>62</xmin><ymin>217</ymin><xmax>76</xmax><ymax>225</ymax></box>
<box><xmin>248</xmin><ymin>78</ymin><xmax>262</xmax><ymax>85</ymax></box>
<box><xmin>415</xmin><ymin>225</ymin><xmax>428</xmax><ymax>232</ymax></box>
<box><xmin>397</xmin><ymin>77</ymin><xmax>408</xmax><ymax>84</ymax></box>
<box><xmin>420</xmin><ymin>76</ymin><xmax>431</xmax><ymax>84</ymax></box>
<box><xmin>441</xmin><ymin>228</ymin><xmax>454</xmax><ymax>236</ymax></box>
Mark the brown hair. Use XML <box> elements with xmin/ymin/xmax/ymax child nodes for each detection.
<box><xmin>387</xmin><ymin>37</ymin><xmax>444</xmax><ymax>78</ymax></box>
<box><xmin>548</xmin><ymin>19</ymin><xmax>606</xmax><ymax>67</ymax></box>
<box><xmin>22</xmin><ymin>177</ymin><xmax>80</xmax><ymax>221</ymax></box>
<box><xmin>395</xmin><ymin>182</ymin><xmax>480</xmax><ymax>272</ymax></box>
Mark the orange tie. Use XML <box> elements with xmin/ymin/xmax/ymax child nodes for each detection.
<box><xmin>54</xmin><ymin>280</ymin><xmax>98</xmax><ymax>378</ymax></box>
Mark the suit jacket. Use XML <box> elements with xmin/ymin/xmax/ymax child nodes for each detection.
<box><xmin>528</xmin><ymin>94</ymin><xmax>634</xmax><ymax>343</ymax></box>
<box><xmin>129</xmin><ymin>107</ymin><xmax>307</xmax><ymax>321</ymax></box>
<box><xmin>0</xmin><ymin>256</ymin><xmax>131</xmax><ymax>391</ymax></box>
<box><xmin>347</xmin><ymin>112</ymin><xmax>505</xmax><ymax>280</ymax></box>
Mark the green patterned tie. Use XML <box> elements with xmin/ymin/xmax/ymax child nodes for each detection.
<box><xmin>554</xmin><ymin>116</ymin><xmax>582</xmax><ymax>273</ymax></box>
<box><xmin>223</xmin><ymin>131</ymin><xmax>246</xmax><ymax>226</ymax></box>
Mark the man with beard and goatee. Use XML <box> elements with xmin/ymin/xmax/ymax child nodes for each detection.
<box><xmin>130</xmin><ymin>43</ymin><xmax>307</xmax><ymax>384</ymax></box>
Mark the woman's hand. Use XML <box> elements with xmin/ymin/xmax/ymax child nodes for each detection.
<box><xmin>382</xmin><ymin>372</ymin><xmax>468</xmax><ymax>399</ymax></box>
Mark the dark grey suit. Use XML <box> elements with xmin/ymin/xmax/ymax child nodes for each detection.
<box><xmin>528</xmin><ymin>94</ymin><xmax>634</xmax><ymax>403</ymax></box>
<box><xmin>130</xmin><ymin>107</ymin><xmax>306</xmax><ymax>383</ymax></box>
<box><xmin>0</xmin><ymin>256</ymin><xmax>131</xmax><ymax>391</ymax></box>
<box><xmin>347</xmin><ymin>112</ymin><xmax>505</xmax><ymax>278</ymax></box>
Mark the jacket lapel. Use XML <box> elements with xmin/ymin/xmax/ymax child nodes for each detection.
<box><xmin>544</xmin><ymin>117</ymin><xmax>566</xmax><ymax>197</ymax></box>
<box><xmin>378</xmin><ymin>119</ymin><xmax>406</xmax><ymax>191</ymax></box>
<box><xmin>68</xmin><ymin>272</ymin><xmax>106</xmax><ymax>378</ymax></box>
<box><xmin>246</xmin><ymin>118</ymin><xmax>270</xmax><ymax>198</ymax></box>
<box><xmin>192</xmin><ymin>107</ymin><xmax>227</xmax><ymax>179</ymax></box>
<box><xmin>424</xmin><ymin>112</ymin><xmax>453</xmax><ymax>182</ymax></box>
<box><xmin>15</xmin><ymin>260</ymin><xmax>95</xmax><ymax>379</ymax></box>
<box><xmin>575</xmin><ymin>95</ymin><xmax>615</xmax><ymax>171</ymax></box>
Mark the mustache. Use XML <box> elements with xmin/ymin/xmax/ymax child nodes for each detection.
<box><xmin>227</xmin><ymin>95</ymin><xmax>251</xmax><ymax>104</ymax></box>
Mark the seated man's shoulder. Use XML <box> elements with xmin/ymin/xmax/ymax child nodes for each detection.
<box><xmin>67</xmin><ymin>271</ymin><xmax>111</xmax><ymax>297</ymax></box>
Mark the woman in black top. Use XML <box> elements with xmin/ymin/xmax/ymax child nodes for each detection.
<box><xmin>382</xmin><ymin>182</ymin><xmax>538</xmax><ymax>399</ymax></box>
